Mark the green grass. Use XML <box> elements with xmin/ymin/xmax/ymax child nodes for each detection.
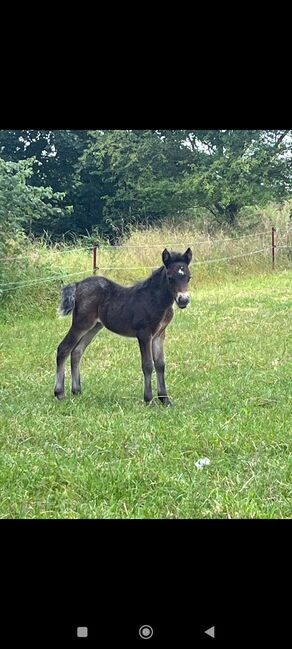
<box><xmin>0</xmin><ymin>269</ymin><xmax>291</xmax><ymax>519</ymax></box>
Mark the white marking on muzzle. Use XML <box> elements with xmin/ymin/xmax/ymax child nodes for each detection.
<box><xmin>176</xmin><ymin>292</ymin><xmax>189</xmax><ymax>301</ymax></box>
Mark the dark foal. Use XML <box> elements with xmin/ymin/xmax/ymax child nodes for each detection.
<box><xmin>54</xmin><ymin>247</ymin><xmax>192</xmax><ymax>405</ymax></box>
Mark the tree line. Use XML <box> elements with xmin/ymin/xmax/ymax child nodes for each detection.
<box><xmin>0</xmin><ymin>130</ymin><xmax>291</xmax><ymax>251</ymax></box>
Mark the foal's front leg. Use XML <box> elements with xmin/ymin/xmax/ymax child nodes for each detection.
<box><xmin>137</xmin><ymin>331</ymin><xmax>154</xmax><ymax>404</ymax></box>
<box><xmin>152</xmin><ymin>331</ymin><xmax>172</xmax><ymax>406</ymax></box>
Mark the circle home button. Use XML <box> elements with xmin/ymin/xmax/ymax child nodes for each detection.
<box><xmin>139</xmin><ymin>625</ymin><xmax>154</xmax><ymax>639</ymax></box>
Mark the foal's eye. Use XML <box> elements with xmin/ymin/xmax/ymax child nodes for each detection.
<box><xmin>168</xmin><ymin>276</ymin><xmax>175</xmax><ymax>283</ymax></box>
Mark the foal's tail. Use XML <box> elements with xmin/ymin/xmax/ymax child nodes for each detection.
<box><xmin>58</xmin><ymin>282</ymin><xmax>77</xmax><ymax>316</ymax></box>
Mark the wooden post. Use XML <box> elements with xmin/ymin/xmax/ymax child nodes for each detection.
<box><xmin>272</xmin><ymin>227</ymin><xmax>276</xmax><ymax>270</ymax></box>
<box><xmin>93</xmin><ymin>242</ymin><xmax>98</xmax><ymax>275</ymax></box>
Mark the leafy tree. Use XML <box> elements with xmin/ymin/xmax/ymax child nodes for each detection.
<box><xmin>0</xmin><ymin>130</ymin><xmax>291</xmax><ymax>240</ymax></box>
<box><xmin>0</xmin><ymin>157</ymin><xmax>70</xmax><ymax>254</ymax></box>
<box><xmin>0</xmin><ymin>130</ymin><xmax>90</xmax><ymax>236</ymax></box>
<box><xmin>80</xmin><ymin>129</ymin><xmax>292</xmax><ymax>234</ymax></box>
<box><xmin>78</xmin><ymin>130</ymin><xmax>196</xmax><ymax>238</ymax></box>
<box><xmin>179</xmin><ymin>130</ymin><xmax>292</xmax><ymax>224</ymax></box>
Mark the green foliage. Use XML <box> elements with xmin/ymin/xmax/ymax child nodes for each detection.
<box><xmin>0</xmin><ymin>131</ymin><xmax>89</xmax><ymax>237</ymax></box>
<box><xmin>0</xmin><ymin>130</ymin><xmax>291</xmax><ymax>241</ymax></box>
<box><xmin>179</xmin><ymin>130</ymin><xmax>292</xmax><ymax>223</ymax></box>
<box><xmin>0</xmin><ymin>157</ymin><xmax>71</xmax><ymax>256</ymax></box>
<box><xmin>78</xmin><ymin>130</ymin><xmax>198</xmax><ymax>238</ymax></box>
<box><xmin>78</xmin><ymin>129</ymin><xmax>292</xmax><ymax>235</ymax></box>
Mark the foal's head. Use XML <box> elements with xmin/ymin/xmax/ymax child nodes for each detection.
<box><xmin>162</xmin><ymin>247</ymin><xmax>192</xmax><ymax>308</ymax></box>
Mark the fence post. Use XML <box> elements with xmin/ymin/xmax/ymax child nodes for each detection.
<box><xmin>271</xmin><ymin>227</ymin><xmax>276</xmax><ymax>269</ymax></box>
<box><xmin>93</xmin><ymin>242</ymin><xmax>98</xmax><ymax>275</ymax></box>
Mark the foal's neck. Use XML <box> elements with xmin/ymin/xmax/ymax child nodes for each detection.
<box><xmin>151</xmin><ymin>266</ymin><xmax>174</xmax><ymax>308</ymax></box>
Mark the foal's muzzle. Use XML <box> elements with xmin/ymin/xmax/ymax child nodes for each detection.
<box><xmin>176</xmin><ymin>292</ymin><xmax>190</xmax><ymax>309</ymax></box>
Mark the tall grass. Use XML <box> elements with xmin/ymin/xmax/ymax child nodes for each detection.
<box><xmin>0</xmin><ymin>201</ymin><xmax>291</xmax><ymax>312</ymax></box>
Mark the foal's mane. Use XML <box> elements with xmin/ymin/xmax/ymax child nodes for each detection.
<box><xmin>132</xmin><ymin>252</ymin><xmax>186</xmax><ymax>290</ymax></box>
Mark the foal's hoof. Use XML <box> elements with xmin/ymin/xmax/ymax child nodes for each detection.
<box><xmin>71</xmin><ymin>389</ymin><xmax>82</xmax><ymax>396</ymax></box>
<box><xmin>160</xmin><ymin>397</ymin><xmax>173</xmax><ymax>407</ymax></box>
<box><xmin>54</xmin><ymin>391</ymin><xmax>66</xmax><ymax>400</ymax></box>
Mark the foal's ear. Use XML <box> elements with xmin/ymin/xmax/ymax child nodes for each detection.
<box><xmin>162</xmin><ymin>248</ymin><xmax>171</xmax><ymax>267</ymax></box>
<box><xmin>183</xmin><ymin>247</ymin><xmax>192</xmax><ymax>265</ymax></box>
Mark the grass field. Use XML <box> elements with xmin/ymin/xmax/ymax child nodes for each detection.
<box><xmin>0</xmin><ymin>260</ymin><xmax>291</xmax><ymax>518</ymax></box>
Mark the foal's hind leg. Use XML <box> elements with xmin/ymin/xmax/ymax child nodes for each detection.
<box><xmin>71</xmin><ymin>322</ymin><xmax>103</xmax><ymax>395</ymax></box>
<box><xmin>152</xmin><ymin>330</ymin><xmax>172</xmax><ymax>406</ymax></box>
<box><xmin>54</xmin><ymin>322</ymin><xmax>96</xmax><ymax>400</ymax></box>
<box><xmin>54</xmin><ymin>311</ymin><xmax>96</xmax><ymax>399</ymax></box>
